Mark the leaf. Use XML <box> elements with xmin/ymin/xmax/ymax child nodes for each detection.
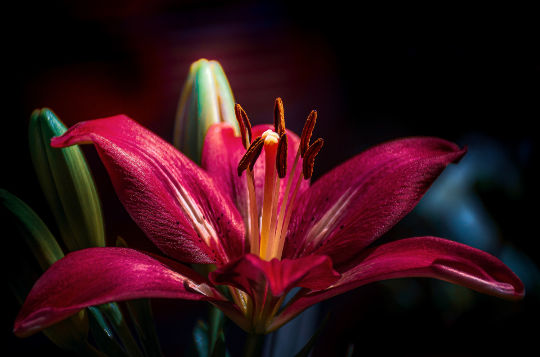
<box><xmin>0</xmin><ymin>189</ymin><xmax>64</xmax><ymax>269</ymax></box>
<box><xmin>125</xmin><ymin>299</ymin><xmax>164</xmax><ymax>357</ymax></box>
<box><xmin>97</xmin><ymin>302</ymin><xmax>144</xmax><ymax>357</ymax></box>
<box><xmin>192</xmin><ymin>320</ymin><xmax>209</xmax><ymax>357</ymax></box>
<box><xmin>2</xmin><ymin>189</ymin><xmax>97</xmax><ymax>352</ymax></box>
<box><xmin>88</xmin><ymin>307</ymin><xmax>128</xmax><ymax>357</ymax></box>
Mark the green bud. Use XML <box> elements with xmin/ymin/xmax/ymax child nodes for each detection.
<box><xmin>28</xmin><ymin>108</ymin><xmax>105</xmax><ymax>251</ymax></box>
<box><xmin>173</xmin><ymin>59</ymin><xmax>239</xmax><ymax>163</ymax></box>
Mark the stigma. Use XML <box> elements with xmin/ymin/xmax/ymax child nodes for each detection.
<box><xmin>236</xmin><ymin>98</ymin><xmax>323</xmax><ymax>260</ymax></box>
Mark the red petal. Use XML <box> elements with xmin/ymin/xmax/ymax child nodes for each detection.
<box><xmin>202</xmin><ymin>123</ymin><xmax>309</xmax><ymax>227</ymax></box>
<box><xmin>284</xmin><ymin>137</ymin><xmax>466</xmax><ymax>266</ymax></box>
<box><xmin>210</xmin><ymin>254</ymin><xmax>340</xmax><ymax>300</ymax></box>
<box><xmin>14</xmin><ymin>248</ymin><xmax>226</xmax><ymax>337</ymax></box>
<box><xmin>51</xmin><ymin>115</ymin><xmax>245</xmax><ymax>264</ymax></box>
<box><xmin>272</xmin><ymin>237</ymin><xmax>524</xmax><ymax>330</ymax></box>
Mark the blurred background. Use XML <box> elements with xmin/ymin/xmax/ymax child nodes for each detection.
<box><xmin>3</xmin><ymin>1</ymin><xmax>539</xmax><ymax>356</ymax></box>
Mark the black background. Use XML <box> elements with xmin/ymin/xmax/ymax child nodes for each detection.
<box><xmin>3</xmin><ymin>1</ymin><xmax>539</xmax><ymax>356</ymax></box>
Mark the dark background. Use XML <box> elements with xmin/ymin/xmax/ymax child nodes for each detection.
<box><xmin>3</xmin><ymin>1</ymin><xmax>539</xmax><ymax>356</ymax></box>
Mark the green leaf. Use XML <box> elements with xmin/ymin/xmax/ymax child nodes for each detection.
<box><xmin>0</xmin><ymin>189</ymin><xmax>64</xmax><ymax>269</ymax></box>
<box><xmin>126</xmin><ymin>299</ymin><xmax>164</xmax><ymax>357</ymax></box>
<box><xmin>88</xmin><ymin>307</ymin><xmax>128</xmax><ymax>357</ymax></box>
<box><xmin>192</xmin><ymin>320</ymin><xmax>209</xmax><ymax>357</ymax></box>
<box><xmin>97</xmin><ymin>302</ymin><xmax>144</xmax><ymax>357</ymax></box>
<box><xmin>1</xmin><ymin>190</ymin><xmax>96</xmax><ymax>352</ymax></box>
<box><xmin>208</xmin><ymin>305</ymin><xmax>224</xmax><ymax>356</ymax></box>
<box><xmin>28</xmin><ymin>108</ymin><xmax>105</xmax><ymax>251</ymax></box>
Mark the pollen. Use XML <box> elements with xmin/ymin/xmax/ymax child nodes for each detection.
<box><xmin>237</xmin><ymin>136</ymin><xmax>264</xmax><ymax>176</ymax></box>
<box><xmin>274</xmin><ymin>97</ymin><xmax>286</xmax><ymax>135</ymax></box>
<box><xmin>303</xmin><ymin>138</ymin><xmax>324</xmax><ymax>179</ymax></box>
<box><xmin>276</xmin><ymin>133</ymin><xmax>288</xmax><ymax>179</ymax></box>
<box><xmin>300</xmin><ymin>110</ymin><xmax>317</xmax><ymax>157</ymax></box>
<box><xmin>234</xmin><ymin>103</ymin><xmax>252</xmax><ymax>149</ymax></box>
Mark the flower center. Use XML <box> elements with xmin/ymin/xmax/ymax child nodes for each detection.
<box><xmin>236</xmin><ymin>98</ymin><xmax>323</xmax><ymax>261</ymax></box>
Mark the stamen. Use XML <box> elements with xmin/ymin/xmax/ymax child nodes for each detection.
<box><xmin>246</xmin><ymin>169</ymin><xmax>259</xmax><ymax>254</ymax></box>
<box><xmin>274</xmin><ymin>97</ymin><xmax>286</xmax><ymax>135</ymax></box>
<box><xmin>276</xmin><ymin>133</ymin><xmax>288</xmax><ymax>179</ymax></box>
<box><xmin>302</xmin><ymin>138</ymin><xmax>324</xmax><ymax>179</ymax></box>
<box><xmin>300</xmin><ymin>110</ymin><xmax>317</xmax><ymax>157</ymax></box>
<box><xmin>269</xmin><ymin>149</ymin><xmax>301</xmax><ymax>259</ymax></box>
<box><xmin>275</xmin><ymin>172</ymin><xmax>303</xmax><ymax>259</ymax></box>
<box><xmin>237</xmin><ymin>137</ymin><xmax>264</xmax><ymax>176</ymax></box>
<box><xmin>234</xmin><ymin>103</ymin><xmax>253</xmax><ymax>148</ymax></box>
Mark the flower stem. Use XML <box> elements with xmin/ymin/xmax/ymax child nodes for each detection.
<box><xmin>243</xmin><ymin>333</ymin><xmax>265</xmax><ymax>357</ymax></box>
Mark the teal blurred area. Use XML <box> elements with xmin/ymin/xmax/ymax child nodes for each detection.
<box><xmin>3</xmin><ymin>1</ymin><xmax>538</xmax><ymax>356</ymax></box>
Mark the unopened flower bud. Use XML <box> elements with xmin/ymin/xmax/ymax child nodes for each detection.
<box><xmin>173</xmin><ymin>59</ymin><xmax>239</xmax><ymax>163</ymax></box>
<box><xmin>28</xmin><ymin>108</ymin><xmax>105</xmax><ymax>251</ymax></box>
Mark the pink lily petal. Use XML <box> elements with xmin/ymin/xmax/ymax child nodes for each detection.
<box><xmin>271</xmin><ymin>237</ymin><xmax>524</xmax><ymax>330</ymax></box>
<box><xmin>210</xmin><ymin>254</ymin><xmax>340</xmax><ymax>301</ymax></box>
<box><xmin>14</xmin><ymin>248</ymin><xmax>228</xmax><ymax>337</ymax></box>
<box><xmin>284</xmin><ymin>137</ymin><xmax>467</xmax><ymax>266</ymax></box>
<box><xmin>202</xmin><ymin>123</ymin><xmax>309</xmax><ymax>224</ymax></box>
<box><xmin>51</xmin><ymin>115</ymin><xmax>245</xmax><ymax>264</ymax></box>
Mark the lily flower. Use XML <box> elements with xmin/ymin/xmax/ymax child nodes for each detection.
<box><xmin>14</xmin><ymin>98</ymin><xmax>524</xmax><ymax>337</ymax></box>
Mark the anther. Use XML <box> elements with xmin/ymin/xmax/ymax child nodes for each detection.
<box><xmin>276</xmin><ymin>133</ymin><xmax>288</xmax><ymax>178</ymax></box>
<box><xmin>302</xmin><ymin>138</ymin><xmax>324</xmax><ymax>179</ymax></box>
<box><xmin>234</xmin><ymin>104</ymin><xmax>253</xmax><ymax>148</ymax></box>
<box><xmin>237</xmin><ymin>136</ymin><xmax>264</xmax><ymax>176</ymax></box>
<box><xmin>274</xmin><ymin>97</ymin><xmax>286</xmax><ymax>136</ymax></box>
<box><xmin>300</xmin><ymin>110</ymin><xmax>317</xmax><ymax>157</ymax></box>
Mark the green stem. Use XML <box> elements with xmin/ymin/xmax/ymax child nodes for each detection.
<box><xmin>99</xmin><ymin>303</ymin><xmax>143</xmax><ymax>357</ymax></box>
<box><xmin>243</xmin><ymin>333</ymin><xmax>264</xmax><ymax>357</ymax></box>
<box><xmin>208</xmin><ymin>305</ymin><xmax>224</xmax><ymax>354</ymax></box>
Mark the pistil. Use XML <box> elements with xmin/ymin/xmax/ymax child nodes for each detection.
<box><xmin>259</xmin><ymin>130</ymin><xmax>280</xmax><ymax>260</ymax></box>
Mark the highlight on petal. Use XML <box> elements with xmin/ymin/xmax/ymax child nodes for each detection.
<box><xmin>51</xmin><ymin>115</ymin><xmax>245</xmax><ymax>264</ymax></box>
<box><xmin>210</xmin><ymin>254</ymin><xmax>340</xmax><ymax>299</ymax></box>
<box><xmin>202</xmin><ymin>123</ymin><xmax>308</xmax><ymax>223</ymax></box>
<box><xmin>271</xmin><ymin>237</ymin><xmax>524</xmax><ymax>331</ymax></box>
<box><xmin>14</xmin><ymin>248</ymin><xmax>224</xmax><ymax>337</ymax></box>
<box><xmin>285</xmin><ymin>137</ymin><xmax>467</xmax><ymax>266</ymax></box>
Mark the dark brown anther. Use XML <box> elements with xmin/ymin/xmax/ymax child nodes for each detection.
<box><xmin>300</xmin><ymin>110</ymin><xmax>317</xmax><ymax>158</ymax></box>
<box><xmin>274</xmin><ymin>97</ymin><xmax>286</xmax><ymax>136</ymax></box>
<box><xmin>302</xmin><ymin>138</ymin><xmax>324</xmax><ymax>179</ymax></box>
<box><xmin>237</xmin><ymin>136</ymin><xmax>264</xmax><ymax>176</ymax></box>
<box><xmin>276</xmin><ymin>133</ymin><xmax>288</xmax><ymax>178</ymax></box>
<box><xmin>235</xmin><ymin>103</ymin><xmax>253</xmax><ymax>148</ymax></box>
